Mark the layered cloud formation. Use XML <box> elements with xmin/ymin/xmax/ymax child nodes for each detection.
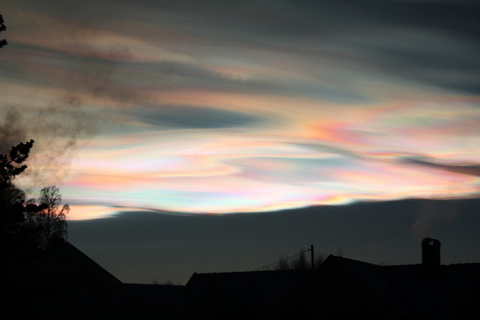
<box><xmin>2</xmin><ymin>0</ymin><xmax>480</xmax><ymax>219</ymax></box>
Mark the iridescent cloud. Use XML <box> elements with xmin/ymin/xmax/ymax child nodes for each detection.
<box><xmin>2</xmin><ymin>0</ymin><xmax>480</xmax><ymax>220</ymax></box>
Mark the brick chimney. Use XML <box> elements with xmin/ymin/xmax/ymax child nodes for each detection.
<box><xmin>422</xmin><ymin>237</ymin><xmax>441</xmax><ymax>268</ymax></box>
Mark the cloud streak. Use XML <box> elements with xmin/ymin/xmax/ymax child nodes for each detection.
<box><xmin>2</xmin><ymin>0</ymin><xmax>480</xmax><ymax>219</ymax></box>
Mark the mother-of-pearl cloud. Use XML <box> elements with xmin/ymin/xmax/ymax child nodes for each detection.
<box><xmin>57</xmin><ymin>120</ymin><xmax>480</xmax><ymax>219</ymax></box>
<box><xmin>5</xmin><ymin>0</ymin><xmax>480</xmax><ymax>220</ymax></box>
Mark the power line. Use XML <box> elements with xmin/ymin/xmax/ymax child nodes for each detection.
<box><xmin>254</xmin><ymin>247</ymin><xmax>313</xmax><ymax>271</ymax></box>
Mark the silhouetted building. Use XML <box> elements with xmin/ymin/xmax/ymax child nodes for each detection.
<box><xmin>5</xmin><ymin>239</ymin><xmax>480</xmax><ymax>319</ymax></box>
<box><xmin>182</xmin><ymin>269</ymin><xmax>313</xmax><ymax>320</ymax></box>
<box><xmin>3</xmin><ymin>242</ymin><xmax>122</xmax><ymax>319</ymax></box>
<box><xmin>281</xmin><ymin>240</ymin><xmax>480</xmax><ymax>320</ymax></box>
<box><xmin>3</xmin><ymin>242</ymin><xmax>185</xmax><ymax>319</ymax></box>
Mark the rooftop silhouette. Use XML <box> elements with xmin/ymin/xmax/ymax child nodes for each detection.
<box><xmin>3</xmin><ymin>238</ymin><xmax>480</xmax><ymax>319</ymax></box>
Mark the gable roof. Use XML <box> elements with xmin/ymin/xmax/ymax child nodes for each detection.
<box><xmin>5</xmin><ymin>242</ymin><xmax>122</xmax><ymax>288</ymax></box>
<box><xmin>324</xmin><ymin>255</ymin><xmax>411</xmax><ymax>313</ymax></box>
<box><xmin>4</xmin><ymin>242</ymin><xmax>122</xmax><ymax>319</ymax></box>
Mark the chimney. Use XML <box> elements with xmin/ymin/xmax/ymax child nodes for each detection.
<box><xmin>422</xmin><ymin>237</ymin><xmax>441</xmax><ymax>268</ymax></box>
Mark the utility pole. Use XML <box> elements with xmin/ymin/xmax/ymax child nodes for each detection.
<box><xmin>310</xmin><ymin>244</ymin><xmax>315</xmax><ymax>270</ymax></box>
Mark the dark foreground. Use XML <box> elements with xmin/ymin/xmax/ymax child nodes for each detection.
<box><xmin>3</xmin><ymin>239</ymin><xmax>480</xmax><ymax>319</ymax></box>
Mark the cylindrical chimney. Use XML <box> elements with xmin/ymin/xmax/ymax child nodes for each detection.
<box><xmin>422</xmin><ymin>237</ymin><xmax>441</xmax><ymax>267</ymax></box>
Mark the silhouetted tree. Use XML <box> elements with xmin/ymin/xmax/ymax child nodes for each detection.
<box><xmin>273</xmin><ymin>249</ymin><xmax>326</xmax><ymax>270</ymax></box>
<box><xmin>151</xmin><ymin>279</ymin><xmax>178</xmax><ymax>285</ymax></box>
<box><xmin>291</xmin><ymin>249</ymin><xmax>309</xmax><ymax>270</ymax></box>
<box><xmin>0</xmin><ymin>185</ymin><xmax>27</xmax><ymax>240</ymax></box>
<box><xmin>0</xmin><ymin>139</ymin><xmax>34</xmax><ymax>188</ymax></box>
<box><xmin>29</xmin><ymin>186</ymin><xmax>69</xmax><ymax>249</ymax></box>
<box><xmin>0</xmin><ymin>141</ymin><xmax>34</xmax><ymax>240</ymax></box>
<box><xmin>272</xmin><ymin>249</ymin><xmax>311</xmax><ymax>270</ymax></box>
<box><xmin>0</xmin><ymin>140</ymin><xmax>39</xmax><ymax>264</ymax></box>
<box><xmin>0</xmin><ymin>141</ymin><xmax>69</xmax><ymax>266</ymax></box>
<box><xmin>0</xmin><ymin>14</ymin><xmax>7</xmax><ymax>48</ymax></box>
<box><xmin>275</xmin><ymin>253</ymin><xmax>290</xmax><ymax>270</ymax></box>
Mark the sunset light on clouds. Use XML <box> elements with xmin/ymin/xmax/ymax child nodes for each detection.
<box><xmin>2</xmin><ymin>0</ymin><xmax>480</xmax><ymax>220</ymax></box>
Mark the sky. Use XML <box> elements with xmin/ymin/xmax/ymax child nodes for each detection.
<box><xmin>1</xmin><ymin>0</ymin><xmax>480</xmax><ymax>283</ymax></box>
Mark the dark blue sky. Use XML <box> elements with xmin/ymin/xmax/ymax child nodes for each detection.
<box><xmin>69</xmin><ymin>198</ymin><xmax>480</xmax><ymax>284</ymax></box>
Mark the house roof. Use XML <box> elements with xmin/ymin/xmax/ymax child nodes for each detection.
<box><xmin>384</xmin><ymin>263</ymin><xmax>480</xmax><ymax>319</ymax></box>
<box><xmin>184</xmin><ymin>269</ymin><xmax>314</xmax><ymax>318</ymax></box>
<box><xmin>3</xmin><ymin>242</ymin><xmax>123</xmax><ymax>319</ymax></box>
<box><xmin>295</xmin><ymin>255</ymin><xmax>480</xmax><ymax>319</ymax></box>
<box><xmin>5</xmin><ymin>242</ymin><xmax>122</xmax><ymax>288</ymax></box>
